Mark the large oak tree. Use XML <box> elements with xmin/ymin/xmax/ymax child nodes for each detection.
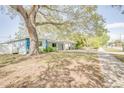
<box><xmin>10</xmin><ymin>5</ymin><xmax>40</xmax><ymax>55</ymax></box>
<box><xmin>1</xmin><ymin>5</ymin><xmax>108</xmax><ymax>55</ymax></box>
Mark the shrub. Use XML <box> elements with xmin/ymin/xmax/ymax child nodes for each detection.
<box><xmin>75</xmin><ymin>36</ymin><xmax>88</xmax><ymax>49</ymax></box>
<box><xmin>88</xmin><ymin>37</ymin><xmax>101</xmax><ymax>49</ymax></box>
<box><xmin>43</xmin><ymin>46</ymin><xmax>56</xmax><ymax>52</ymax></box>
<box><xmin>39</xmin><ymin>47</ymin><xmax>44</xmax><ymax>53</ymax></box>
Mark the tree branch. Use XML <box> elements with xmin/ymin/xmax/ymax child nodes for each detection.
<box><xmin>36</xmin><ymin>21</ymin><xmax>71</xmax><ymax>26</ymax></box>
<box><xmin>10</xmin><ymin>5</ymin><xmax>28</xmax><ymax>20</ymax></box>
<box><xmin>42</xmin><ymin>5</ymin><xmax>67</xmax><ymax>14</ymax></box>
<box><xmin>28</xmin><ymin>5</ymin><xmax>40</xmax><ymax>25</ymax></box>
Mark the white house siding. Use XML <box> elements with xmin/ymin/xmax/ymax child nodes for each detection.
<box><xmin>43</xmin><ymin>41</ymin><xmax>75</xmax><ymax>50</ymax></box>
<box><xmin>64</xmin><ymin>43</ymin><xmax>69</xmax><ymax>50</ymax></box>
<box><xmin>0</xmin><ymin>44</ymin><xmax>12</xmax><ymax>54</ymax></box>
<box><xmin>56</xmin><ymin>43</ymin><xmax>62</xmax><ymax>50</ymax></box>
<box><xmin>63</xmin><ymin>43</ymin><xmax>74</xmax><ymax>50</ymax></box>
<box><xmin>18</xmin><ymin>40</ymin><xmax>27</xmax><ymax>54</ymax></box>
<box><xmin>0</xmin><ymin>38</ymin><xmax>75</xmax><ymax>54</ymax></box>
<box><xmin>0</xmin><ymin>39</ymin><xmax>28</xmax><ymax>55</ymax></box>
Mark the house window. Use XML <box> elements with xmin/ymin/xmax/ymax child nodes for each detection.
<box><xmin>52</xmin><ymin>43</ymin><xmax>56</xmax><ymax>47</ymax></box>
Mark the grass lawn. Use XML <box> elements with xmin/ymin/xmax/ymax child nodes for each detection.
<box><xmin>104</xmin><ymin>48</ymin><xmax>124</xmax><ymax>62</ymax></box>
<box><xmin>0</xmin><ymin>51</ymin><xmax>104</xmax><ymax>88</ymax></box>
<box><xmin>104</xmin><ymin>48</ymin><xmax>123</xmax><ymax>52</ymax></box>
<box><xmin>112</xmin><ymin>54</ymin><xmax>124</xmax><ymax>63</ymax></box>
<box><xmin>0</xmin><ymin>54</ymin><xmax>23</xmax><ymax>67</ymax></box>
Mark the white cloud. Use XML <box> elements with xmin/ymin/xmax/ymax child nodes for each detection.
<box><xmin>106</xmin><ymin>22</ymin><xmax>124</xmax><ymax>29</ymax></box>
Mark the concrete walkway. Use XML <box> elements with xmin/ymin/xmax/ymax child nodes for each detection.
<box><xmin>98</xmin><ymin>48</ymin><xmax>124</xmax><ymax>87</ymax></box>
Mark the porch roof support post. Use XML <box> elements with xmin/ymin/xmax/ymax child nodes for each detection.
<box><xmin>45</xmin><ymin>40</ymin><xmax>48</xmax><ymax>49</ymax></box>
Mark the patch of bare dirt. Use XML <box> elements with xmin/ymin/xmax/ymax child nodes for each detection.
<box><xmin>0</xmin><ymin>52</ymin><xmax>104</xmax><ymax>88</ymax></box>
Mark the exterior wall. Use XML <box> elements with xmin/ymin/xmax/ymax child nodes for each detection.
<box><xmin>18</xmin><ymin>40</ymin><xmax>27</xmax><ymax>54</ymax></box>
<box><xmin>39</xmin><ymin>40</ymin><xmax>75</xmax><ymax>51</ymax></box>
<box><xmin>10</xmin><ymin>40</ymin><xmax>26</xmax><ymax>54</ymax></box>
<box><xmin>17</xmin><ymin>38</ymin><xmax>30</xmax><ymax>54</ymax></box>
<box><xmin>0</xmin><ymin>38</ymin><xmax>30</xmax><ymax>55</ymax></box>
<box><xmin>41</xmin><ymin>40</ymin><xmax>48</xmax><ymax>49</ymax></box>
<box><xmin>0</xmin><ymin>38</ymin><xmax>75</xmax><ymax>54</ymax></box>
<box><xmin>42</xmin><ymin>41</ymin><xmax>64</xmax><ymax>50</ymax></box>
<box><xmin>48</xmin><ymin>42</ymin><xmax>57</xmax><ymax>49</ymax></box>
<box><xmin>11</xmin><ymin>42</ymin><xmax>19</xmax><ymax>54</ymax></box>
<box><xmin>57</xmin><ymin>43</ymin><xmax>63</xmax><ymax>50</ymax></box>
<box><xmin>63</xmin><ymin>43</ymin><xmax>75</xmax><ymax>50</ymax></box>
<box><xmin>0</xmin><ymin>44</ymin><xmax>12</xmax><ymax>54</ymax></box>
<box><xmin>63</xmin><ymin>43</ymin><xmax>71</xmax><ymax>50</ymax></box>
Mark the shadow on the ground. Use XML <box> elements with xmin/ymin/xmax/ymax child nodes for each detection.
<box><xmin>5</xmin><ymin>52</ymin><xmax>105</xmax><ymax>88</ymax></box>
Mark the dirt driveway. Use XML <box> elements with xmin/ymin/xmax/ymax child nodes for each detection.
<box><xmin>98</xmin><ymin>48</ymin><xmax>124</xmax><ymax>87</ymax></box>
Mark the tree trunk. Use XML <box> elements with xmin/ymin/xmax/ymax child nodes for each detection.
<box><xmin>10</xmin><ymin>5</ymin><xmax>40</xmax><ymax>56</ymax></box>
<box><xmin>26</xmin><ymin>19</ymin><xmax>39</xmax><ymax>56</ymax></box>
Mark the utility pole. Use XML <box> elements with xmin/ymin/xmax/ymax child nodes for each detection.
<box><xmin>120</xmin><ymin>33</ymin><xmax>124</xmax><ymax>51</ymax></box>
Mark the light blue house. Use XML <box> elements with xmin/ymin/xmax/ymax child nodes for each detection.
<box><xmin>0</xmin><ymin>38</ymin><xmax>30</xmax><ymax>54</ymax></box>
<box><xmin>0</xmin><ymin>38</ymin><xmax>75</xmax><ymax>54</ymax></box>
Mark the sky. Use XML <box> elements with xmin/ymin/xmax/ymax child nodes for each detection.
<box><xmin>0</xmin><ymin>8</ymin><xmax>21</xmax><ymax>43</ymax></box>
<box><xmin>97</xmin><ymin>5</ymin><xmax>124</xmax><ymax>41</ymax></box>
<box><xmin>0</xmin><ymin>5</ymin><xmax>124</xmax><ymax>42</ymax></box>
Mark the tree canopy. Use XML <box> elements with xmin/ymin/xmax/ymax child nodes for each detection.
<box><xmin>0</xmin><ymin>5</ymin><xmax>109</xmax><ymax>55</ymax></box>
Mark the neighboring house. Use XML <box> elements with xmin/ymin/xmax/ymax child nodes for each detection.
<box><xmin>0</xmin><ymin>38</ymin><xmax>75</xmax><ymax>54</ymax></box>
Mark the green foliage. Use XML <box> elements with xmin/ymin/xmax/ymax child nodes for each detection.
<box><xmin>73</xmin><ymin>30</ymin><xmax>109</xmax><ymax>49</ymax></box>
<box><xmin>112</xmin><ymin>54</ymin><xmax>124</xmax><ymax>63</ymax></box>
<box><xmin>39</xmin><ymin>47</ymin><xmax>44</xmax><ymax>53</ymax></box>
<box><xmin>100</xmin><ymin>32</ymin><xmax>110</xmax><ymax>46</ymax></box>
<box><xmin>72</xmin><ymin>33</ymin><xmax>88</xmax><ymax>49</ymax></box>
<box><xmin>75</xmin><ymin>36</ymin><xmax>87</xmax><ymax>49</ymax></box>
<box><xmin>43</xmin><ymin>47</ymin><xmax>56</xmax><ymax>53</ymax></box>
<box><xmin>88</xmin><ymin>37</ymin><xmax>101</xmax><ymax>49</ymax></box>
<box><xmin>39</xmin><ymin>46</ymin><xmax>57</xmax><ymax>53</ymax></box>
<box><xmin>0</xmin><ymin>54</ymin><xmax>22</xmax><ymax>66</ymax></box>
<box><xmin>73</xmin><ymin>31</ymin><xmax>109</xmax><ymax>49</ymax></box>
<box><xmin>11</xmin><ymin>6</ymin><xmax>110</xmax><ymax>51</ymax></box>
<box><xmin>68</xmin><ymin>6</ymin><xmax>109</xmax><ymax>49</ymax></box>
<box><xmin>87</xmin><ymin>32</ymin><xmax>109</xmax><ymax>49</ymax></box>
